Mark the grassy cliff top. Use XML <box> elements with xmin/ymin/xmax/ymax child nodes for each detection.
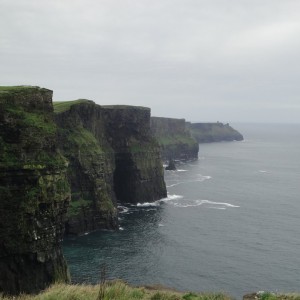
<box><xmin>0</xmin><ymin>85</ymin><xmax>50</xmax><ymax>94</ymax></box>
<box><xmin>102</xmin><ymin>105</ymin><xmax>150</xmax><ymax>110</ymax></box>
<box><xmin>53</xmin><ymin>99</ymin><xmax>93</xmax><ymax>113</ymax></box>
<box><xmin>0</xmin><ymin>281</ymin><xmax>232</xmax><ymax>300</ymax></box>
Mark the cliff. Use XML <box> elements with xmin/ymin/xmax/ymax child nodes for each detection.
<box><xmin>0</xmin><ymin>86</ymin><xmax>70</xmax><ymax>294</ymax></box>
<box><xmin>0</xmin><ymin>86</ymin><xmax>167</xmax><ymax>295</ymax></box>
<box><xmin>54</xmin><ymin>102</ymin><xmax>167</xmax><ymax>235</ymax></box>
<box><xmin>102</xmin><ymin>106</ymin><xmax>167</xmax><ymax>203</ymax></box>
<box><xmin>150</xmin><ymin>117</ymin><xmax>199</xmax><ymax>160</ymax></box>
<box><xmin>188</xmin><ymin>122</ymin><xmax>243</xmax><ymax>143</ymax></box>
<box><xmin>54</xmin><ymin>100</ymin><xmax>118</xmax><ymax>235</ymax></box>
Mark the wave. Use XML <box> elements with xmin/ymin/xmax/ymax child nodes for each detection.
<box><xmin>173</xmin><ymin>199</ymin><xmax>240</xmax><ymax>209</ymax></box>
<box><xmin>119</xmin><ymin>227</ymin><xmax>124</xmax><ymax>231</ymax></box>
<box><xmin>166</xmin><ymin>175</ymin><xmax>211</xmax><ymax>188</ymax></box>
<box><xmin>159</xmin><ymin>194</ymin><xmax>183</xmax><ymax>202</ymax></box>
<box><xmin>259</xmin><ymin>170</ymin><xmax>268</xmax><ymax>173</ymax></box>
<box><xmin>136</xmin><ymin>202</ymin><xmax>160</xmax><ymax>207</ymax></box>
<box><xmin>177</xmin><ymin>169</ymin><xmax>188</xmax><ymax>172</ymax></box>
<box><xmin>118</xmin><ymin>206</ymin><xmax>129</xmax><ymax>213</ymax></box>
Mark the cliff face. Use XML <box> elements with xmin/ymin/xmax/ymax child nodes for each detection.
<box><xmin>54</xmin><ymin>102</ymin><xmax>166</xmax><ymax>234</ymax></box>
<box><xmin>0</xmin><ymin>87</ymin><xmax>70</xmax><ymax>294</ymax></box>
<box><xmin>150</xmin><ymin>117</ymin><xmax>199</xmax><ymax>160</ymax></box>
<box><xmin>188</xmin><ymin>122</ymin><xmax>244</xmax><ymax>143</ymax></box>
<box><xmin>55</xmin><ymin>101</ymin><xmax>118</xmax><ymax>235</ymax></box>
<box><xmin>103</xmin><ymin>106</ymin><xmax>167</xmax><ymax>203</ymax></box>
<box><xmin>0</xmin><ymin>86</ymin><xmax>168</xmax><ymax>294</ymax></box>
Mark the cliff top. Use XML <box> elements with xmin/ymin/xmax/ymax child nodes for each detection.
<box><xmin>53</xmin><ymin>99</ymin><xmax>93</xmax><ymax>113</ymax></box>
<box><xmin>151</xmin><ymin>116</ymin><xmax>186</xmax><ymax>121</ymax></box>
<box><xmin>102</xmin><ymin>105</ymin><xmax>150</xmax><ymax>110</ymax></box>
<box><xmin>0</xmin><ymin>85</ymin><xmax>51</xmax><ymax>96</ymax></box>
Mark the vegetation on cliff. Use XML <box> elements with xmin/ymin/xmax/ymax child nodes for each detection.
<box><xmin>188</xmin><ymin>123</ymin><xmax>243</xmax><ymax>143</ymax></box>
<box><xmin>0</xmin><ymin>86</ymin><xmax>70</xmax><ymax>295</ymax></box>
<box><xmin>150</xmin><ymin>117</ymin><xmax>199</xmax><ymax>160</ymax></box>
<box><xmin>0</xmin><ymin>281</ymin><xmax>232</xmax><ymax>300</ymax></box>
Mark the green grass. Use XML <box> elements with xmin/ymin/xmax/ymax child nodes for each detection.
<box><xmin>53</xmin><ymin>99</ymin><xmax>92</xmax><ymax>113</ymax></box>
<box><xmin>0</xmin><ymin>281</ymin><xmax>233</xmax><ymax>300</ymax></box>
<box><xmin>67</xmin><ymin>198</ymin><xmax>91</xmax><ymax>217</ymax></box>
<box><xmin>102</xmin><ymin>105</ymin><xmax>149</xmax><ymax>110</ymax></box>
<box><xmin>156</xmin><ymin>134</ymin><xmax>197</xmax><ymax>147</ymax></box>
<box><xmin>0</xmin><ymin>85</ymin><xmax>41</xmax><ymax>92</ymax></box>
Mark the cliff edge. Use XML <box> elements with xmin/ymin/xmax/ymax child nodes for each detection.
<box><xmin>150</xmin><ymin>117</ymin><xmax>199</xmax><ymax>160</ymax></box>
<box><xmin>0</xmin><ymin>86</ymin><xmax>70</xmax><ymax>294</ymax></box>
<box><xmin>188</xmin><ymin>122</ymin><xmax>243</xmax><ymax>143</ymax></box>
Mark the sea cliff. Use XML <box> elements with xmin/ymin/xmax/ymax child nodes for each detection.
<box><xmin>0</xmin><ymin>86</ymin><xmax>70</xmax><ymax>294</ymax></box>
<box><xmin>0</xmin><ymin>86</ymin><xmax>167</xmax><ymax>295</ymax></box>
<box><xmin>150</xmin><ymin>117</ymin><xmax>199</xmax><ymax>160</ymax></box>
<box><xmin>188</xmin><ymin>122</ymin><xmax>243</xmax><ymax>143</ymax></box>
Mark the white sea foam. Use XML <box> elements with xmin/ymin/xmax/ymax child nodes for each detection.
<box><xmin>119</xmin><ymin>227</ymin><xmax>124</xmax><ymax>231</ymax></box>
<box><xmin>173</xmin><ymin>199</ymin><xmax>240</xmax><ymax>209</ymax></box>
<box><xmin>137</xmin><ymin>202</ymin><xmax>159</xmax><ymax>207</ymax></box>
<box><xmin>177</xmin><ymin>169</ymin><xmax>188</xmax><ymax>172</ymax></box>
<box><xmin>159</xmin><ymin>194</ymin><xmax>183</xmax><ymax>202</ymax></box>
<box><xmin>259</xmin><ymin>170</ymin><xmax>267</xmax><ymax>173</ymax></box>
<box><xmin>158</xmin><ymin>223</ymin><xmax>164</xmax><ymax>227</ymax></box>
<box><xmin>118</xmin><ymin>206</ymin><xmax>129</xmax><ymax>213</ymax></box>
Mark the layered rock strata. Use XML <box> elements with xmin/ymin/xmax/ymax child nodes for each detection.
<box><xmin>103</xmin><ymin>106</ymin><xmax>167</xmax><ymax>204</ymax></box>
<box><xmin>54</xmin><ymin>101</ymin><xmax>118</xmax><ymax>235</ymax></box>
<box><xmin>0</xmin><ymin>86</ymin><xmax>70</xmax><ymax>294</ymax></box>
<box><xmin>150</xmin><ymin>116</ymin><xmax>199</xmax><ymax>160</ymax></box>
<box><xmin>54</xmin><ymin>102</ymin><xmax>167</xmax><ymax>233</ymax></box>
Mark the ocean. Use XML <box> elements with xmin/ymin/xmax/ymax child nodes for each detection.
<box><xmin>63</xmin><ymin>123</ymin><xmax>300</xmax><ymax>298</ymax></box>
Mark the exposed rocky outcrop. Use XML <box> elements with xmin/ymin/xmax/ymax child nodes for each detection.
<box><xmin>54</xmin><ymin>101</ymin><xmax>118</xmax><ymax>235</ymax></box>
<box><xmin>0</xmin><ymin>86</ymin><xmax>70</xmax><ymax>295</ymax></box>
<box><xmin>0</xmin><ymin>86</ymin><xmax>166</xmax><ymax>294</ymax></box>
<box><xmin>150</xmin><ymin>117</ymin><xmax>199</xmax><ymax>160</ymax></box>
<box><xmin>54</xmin><ymin>102</ymin><xmax>167</xmax><ymax>234</ymax></box>
<box><xmin>188</xmin><ymin>122</ymin><xmax>243</xmax><ymax>143</ymax></box>
<box><xmin>103</xmin><ymin>106</ymin><xmax>167</xmax><ymax>204</ymax></box>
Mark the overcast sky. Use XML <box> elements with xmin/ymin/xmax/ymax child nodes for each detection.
<box><xmin>1</xmin><ymin>0</ymin><xmax>300</xmax><ymax>123</ymax></box>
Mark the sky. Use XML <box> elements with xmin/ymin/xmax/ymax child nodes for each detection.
<box><xmin>1</xmin><ymin>0</ymin><xmax>300</xmax><ymax>123</ymax></box>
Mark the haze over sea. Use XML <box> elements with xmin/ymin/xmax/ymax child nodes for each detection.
<box><xmin>63</xmin><ymin>123</ymin><xmax>300</xmax><ymax>299</ymax></box>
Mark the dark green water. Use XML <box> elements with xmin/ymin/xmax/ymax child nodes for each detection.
<box><xmin>63</xmin><ymin>124</ymin><xmax>300</xmax><ymax>298</ymax></box>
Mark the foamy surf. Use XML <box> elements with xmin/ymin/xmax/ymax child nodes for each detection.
<box><xmin>166</xmin><ymin>175</ymin><xmax>211</xmax><ymax>188</ymax></box>
<box><xmin>173</xmin><ymin>199</ymin><xmax>240</xmax><ymax>209</ymax></box>
<box><xmin>159</xmin><ymin>194</ymin><xmax>183</xmax><ymax>202</ymax></box>
<box><xmin>136</xmin><ymin>202</ymin><xmax>159</xmax><ymax>207</ymax></box>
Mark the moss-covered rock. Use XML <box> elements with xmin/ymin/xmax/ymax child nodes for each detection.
<box><xmin>0</xmin><ymin>86</ymin><xmax>70</xmax><ymax>295</ymax></box>
<box><xmin>150</xmin><ymin>117</ymin><xmax>199</xmax><ymax>160</ymax></box>
<box><xmin>55</xmin><ymin>101</ymin><xmax>118</xmax><ymax>235</ymax></box>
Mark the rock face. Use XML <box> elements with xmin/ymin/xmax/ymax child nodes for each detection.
<box><xmin>0</xmin><ymin>86</ymin><xmax>167</xmax><ymax>294</ymax></box>
<box><xmin>103</xmin><ymin>106</ymin><xmax>167</xmax><ymax>204</ymax></box>
<box><xmin>54</xmin><ymin>101</ymin><xmax>118</xmax><ymax>235</ymax></box>
<box><xmin>150</xmin><ymin>117</ymin><xmax>199</xmax><ymax>160</ymax></box>
<box><xmin>0</xmin><ymin>87</ymin><xmax>70</xmax><ymax>295</ymax></box>
<box><xmin>54</xmin><ymin>102</ymin><xmax>167</xmax><ymax>234</ymax></box>
<box><xmin>188</xmin><ymin>122</ymin><xmax>244</xmax><ymax>143</ymax></box>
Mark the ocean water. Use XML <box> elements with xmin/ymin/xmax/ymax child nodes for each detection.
<box><xmin>63</xmin><ymin>123</ymin><xmax>300</xmax><ymax>299</ymax></box>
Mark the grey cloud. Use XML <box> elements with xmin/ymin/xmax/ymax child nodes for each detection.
<box><xmin>1</xmin><ymin>0</ymin><xmax>300</xmax><ymax>122</ymax></box>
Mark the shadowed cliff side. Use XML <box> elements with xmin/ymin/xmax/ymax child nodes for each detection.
<box><xmin>54</xmin><ymin>100</ymin><xmax>118</xmax><ymax>236</ymax></box>
<box><xmin>54</xmin><ymin>102</ymin><xmax>167</xmax><ymax>234</ymax></box>
<box><xmin>188</xmin><ymin>122</ymin><xmax>244</xmax><ymax>143</ymax></box>
<box><xmin>102</xmin><ymin>106</ymin><xmax>167</xmax><ymax>204</ymax></box>
<box><xmin>150</xmin><ymin>116</ymin><xmax>199</xmax><ymax>161</ymax></box>
<box><xmin>0</xmin><ymin>86</ymin><xmax>70</xmax><ymax>295</ymax></box>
